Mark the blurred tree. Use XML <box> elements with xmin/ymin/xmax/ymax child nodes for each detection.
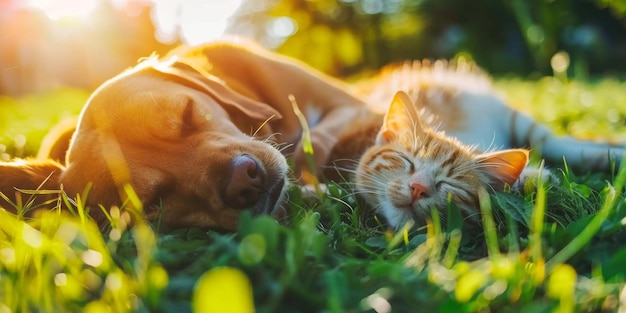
<box><xmin>596</xmin><ymin>0</ymin><xmax>626</xmax><ymax>16</ymax></box>
<box><xmin>235</xmin><ymin>0</ymin><xmax>626</xmax><ymax>77</ymax></box>
<box><xmin>0</xmin><ymin>0</ymin><xmax>177</xmax><ymax>96</ymax></box>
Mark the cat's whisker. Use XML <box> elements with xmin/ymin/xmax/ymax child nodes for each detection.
<box><xmin>484</xmin><ymin>135</ymin><xmax>498</xmax><ymax>152</ymax></box>
<box><xmin>354</xmin><ymin>183</ymin><xmax>383</xmax><ymax>192</ymax></box>
<box><xmin>463</xmin><ymin>210</ymin><xmax>482</xmax><ymax>222</ymax></box>
<box><xmin>330</xmin><ymin>158</ymin><xmax>361</xmax><ymax>165</ymax></box>
<box><xmin>329</xmin><ymin>166</ymin><xmax>357</xmax><ymax>174</ymax></box>
<box><xmin>352</xmin><ymin>182</ymin><xmax>384</xmax><ymax>192</ymax></box>
<box><xmin>348</xmin><ymin>189</ymin><xmax>380</xmax><ymax>198</ymax></box>
<box><xmin>452</xmin><ymin>161</ymin><xmax>491</xmax><ymax>173</ymax></box>
<box><xmin>356</xmin><ymin>172</ymin><xmax>396</xmax><ymax>187</ymax></box>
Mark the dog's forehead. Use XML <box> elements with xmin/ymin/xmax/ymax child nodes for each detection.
<box><xmin>87</xmin><ymin>75</ymin><xmax>200</xmax><ymax>121</ymax></box>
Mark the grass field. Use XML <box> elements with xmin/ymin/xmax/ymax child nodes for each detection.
<box><xmin>1</xmin><ymin>76</ymin><xmax>626</xmax><ymax>312</ymax></box>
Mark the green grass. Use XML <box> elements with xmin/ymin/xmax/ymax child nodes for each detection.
<box><xmin>0</xmin><ymin>88</ymin><xmax>87</xmax><ymax>160</ymax></box>
<box><xmin>1</xmin><ymin>77</ymin><xmax>626</xmax><ymax>312</ymax></box>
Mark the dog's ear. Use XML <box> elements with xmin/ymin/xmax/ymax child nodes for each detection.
<box><xmin>149</xmin><ymin>60</ymin><xmax>283</xmax><ymax>122</ymax></box>
<box><xmin>37</xmin><ymin>116</ymin><xmax>78</xmax><ymax>164</ymax></box>
<box><xmin>0</xmin><ymin>160</ymin><xmax>64</xmax><ymax>213</ymax></box>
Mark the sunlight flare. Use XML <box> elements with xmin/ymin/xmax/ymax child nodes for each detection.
<box><xmin>26</xmin><ymin>0</ymin><xmax>98</xmax><ymax>20</ymax></box>
<box><xmin>54</xmin><ymin>273</ymin><xmax>67</xmax><ymax>286</ymax></box>
<box><xmin>105</xmin><ymin>272</ymin><xmax>123</xmax><ymax>291</ymax></box>
<box><xmin>21</xmin><ymin>224</ymin><xmax>42</xmax><ymax>248</ymax></box>
<box><xmin>150</xmin><ymin>0</ymin><xmax>243</xmax><ymax>44</ymax></box>
<box><xmin>82</xmin><ymin>249</ymin><xmax>104</xmax><ymax>268</ymax></box>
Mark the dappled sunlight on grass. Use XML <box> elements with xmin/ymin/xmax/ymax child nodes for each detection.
<box><xmin>496</xmin><ymin>77</ymin><xmax>626</xmax><ymax>142</ymax></box>
<box><xmin>1</xmin><ymin>167</ymin><xmax>626</xmax><ymax>311</ymax></box>
<box><xmin>0</xmin><ymin>201</ymin><xmax>167</xmax><ymax>312</ymax></box>
<box><xmin>0</xmin><ymin>88</ymin><xmax>87</xmax><ymax>159</ymax></box>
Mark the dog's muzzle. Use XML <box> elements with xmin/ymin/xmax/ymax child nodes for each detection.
<box><xmin>224</xmin><ymin>154</ymin><xmax>287</xmax><ymax>215</ymax></box>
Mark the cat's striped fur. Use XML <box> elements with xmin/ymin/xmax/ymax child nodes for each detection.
<box><xmin>349</xmin><ymin>60</ymin><xmax>624</xmax><ymax>229</ymax></box>
<box><xmin>355</xmin><ymin>91</ymin><xmax>531</xmax><ymax>229</ymax></box>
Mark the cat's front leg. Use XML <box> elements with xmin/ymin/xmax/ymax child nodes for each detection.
<box><xmin>510</xmin><ymin>110</ymin><xmax>624</xmax><ymax>172</ymax></box>
<box><xmin>536</xmin><ymin>135</ymin><xmax>624</xmax><ymax>173</ymax></box>
<box><xmin>512</xmin><ymin>166</ymin><xmax>560</xmax><ymax>192</ymax></box>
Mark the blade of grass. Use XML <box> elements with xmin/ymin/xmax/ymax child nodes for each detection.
<box><xmin>16</xmin><ymin>170</ymin><xmax>59</xmax><ymax>215</ymax></box>
<box><xmin>478</xmin><ymin>186</ymin><xmax>499</xmax><ymax>259</ymax></box>
<box><xmin>428</xmin><ymin>208</ymin><xmax>442</xmax><ymax>264</ymax></box>
<box><xmin>442</xmin><ymin>195</ymin><xmax>463</xmax><ymax>267</ymax></box>
<box><xmin>526</xmin><ymin>162</ymin><xmax>547</xmax><ymax>285</ymax></box>
<box><xmin>442</xmin><ymin>229</ymin><xmax>461</xmax><ymax>268</ymax></box>
<box><xmin>529</xmin><ymin>163</ymin><xmax>546</xmax><ymax>264</ymax></box>
<box><xmin>0</xmin><ymin>191</ymin><xmax>19</xmax><ymax>212</ymax></box>
<box><xmin>504</xmin><ymin>210</ymin><xmax>520</xmax><ymax>255</ymax></box>
<box><xmin>289</xmin><ymin>94</ymin><xmax>322</xmax><ymax>196</ymax></box>
<box><xmin>123</xmin><ymin>183</ymin><xmax>144</xmax><ymax>219</ymax></box>
<box><xmin>446</xmin><ymin>194</ymin><xmax>463</xmax><ymax>233</ymax></box>
<box><xmin>546</xmin><ymin>156</ymin><xmax>626</xmax><ymax>271</ymax></box>
<box><xmin>386</xmin><ymin>219</ymin><xmax>414</xmax><ymax>252</ymax></box>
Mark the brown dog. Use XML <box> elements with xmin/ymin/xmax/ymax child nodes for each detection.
<box><xmin>0</xmin><ymin>40</ymin><xmax>369</xmax><ymax>230</ymax></box>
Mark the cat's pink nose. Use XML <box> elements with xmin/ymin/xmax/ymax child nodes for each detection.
<box><xmin>411</xmin><ymin>183</ymin><xmax>429</xmax><ymax>201</ymax></box>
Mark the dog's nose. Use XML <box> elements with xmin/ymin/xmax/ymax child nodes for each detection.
<box><xmin>225</xmin><ymin>154</ymin><xmax>266</xmax><ymax>208</ymax></box>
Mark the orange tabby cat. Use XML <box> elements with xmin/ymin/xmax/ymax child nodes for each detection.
<box><xmin>336</xmin><ymin>60</ymin><xmax>624</xmax><ymax>229</ymax></box>
<box><xmin>354</xmin><ymin>91</ymin><xmax>530</xmax><ymax>229</ymax></box>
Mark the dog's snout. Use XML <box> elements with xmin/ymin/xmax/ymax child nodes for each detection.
<box><xmin>225</xmin><ymin>154</ymin><xmax>266</xmax><ymax>208</ymax></box>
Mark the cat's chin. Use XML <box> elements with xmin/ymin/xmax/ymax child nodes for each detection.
<box><xmin>379</xmin><ymin>202</ymin><xmax>425</xmax><ymax>230</ymax></box>
<box><xmin>382</xmin><ymin>197</ymin><xmax>473</xmax><ymax>230</ymax></box>
<box><xmin>381</xmin><ymin>210</ymin><xmax>414</xmax><ymax>230</ymax></box>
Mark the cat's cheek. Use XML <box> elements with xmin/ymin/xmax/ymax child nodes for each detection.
<box><xmin>374</xmin><ymin>188</ymin><xmax>411</xmax><ymax>230</ymax></box>
<box><xmin>437</xmin><ymin>187</ymin><xmax>452</xmax><ymax>203</ymax></box>
<box><xmin>379</xmin><ymin>203</ymin><xmax>412</xmax><ymax>230</ymax></box>
<box><xmin>451</xmin><ymin>186</ymin><xmax>482</xmax><ymax>211</ymax></box>
<box><xmin>386</xmin><ymin>180</ymin><xmax>413</xmax><ymax>209</ymax></box>
<box><xmin>438</xmin><ymin>185</ymin><xmax>464</xmax><ymax>203</ymax></box>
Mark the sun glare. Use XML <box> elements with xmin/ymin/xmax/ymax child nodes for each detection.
<box><xmin>23</xmin><ymin>0</ymin><xmax>244</xmax><ymax>44</ymax></box>
<box><xmin>151</xmin><ymin>0</ymin><xmax>243</xmax><ymax>45</ymax></box>
<box><xmin>26</xmin><ymin>0</ymin><xmax>98</xmax><ymax>20</ymax></box>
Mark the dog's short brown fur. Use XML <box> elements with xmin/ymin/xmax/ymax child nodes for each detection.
<box><xmin>0</xmin><ymin>40</ymin><xmax>370</xmax><ymax>230</ymax></box>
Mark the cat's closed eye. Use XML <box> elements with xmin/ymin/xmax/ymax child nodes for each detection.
<box><xmin>435</xmin><ymin>181</ymin><xmax>445</xmax><ymax>189</ymax></box>
<box><xmin>399</xmin><ymin>154</ymin><xmax>414</xmax><ymax>171</ymax></box>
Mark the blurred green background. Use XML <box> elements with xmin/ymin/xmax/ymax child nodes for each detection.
<box><xmin>259</xmin><ymin>0</ymin><xmax>626</xmax><ymax>78</ymax></box>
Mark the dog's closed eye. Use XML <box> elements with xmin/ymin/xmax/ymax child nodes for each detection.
<box><xmin>180</xmin><ymin>97</ymin><xmax>199</xmax><ymax>136</ymax></box>
<box><xmin>141</xmin><ymin>93</ymin><xmax>202</xmax><ymax>140</ymax></box>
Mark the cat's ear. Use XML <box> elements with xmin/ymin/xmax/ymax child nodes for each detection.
<box><xmin>377</xmin><ymin>91</ymin><xmax>425</xmax><ymax>144</ymax></box>
<box><xmin>478</xmin><ymin>149</ymin><xmax>529</xmax><ymax>190</ymax></box>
